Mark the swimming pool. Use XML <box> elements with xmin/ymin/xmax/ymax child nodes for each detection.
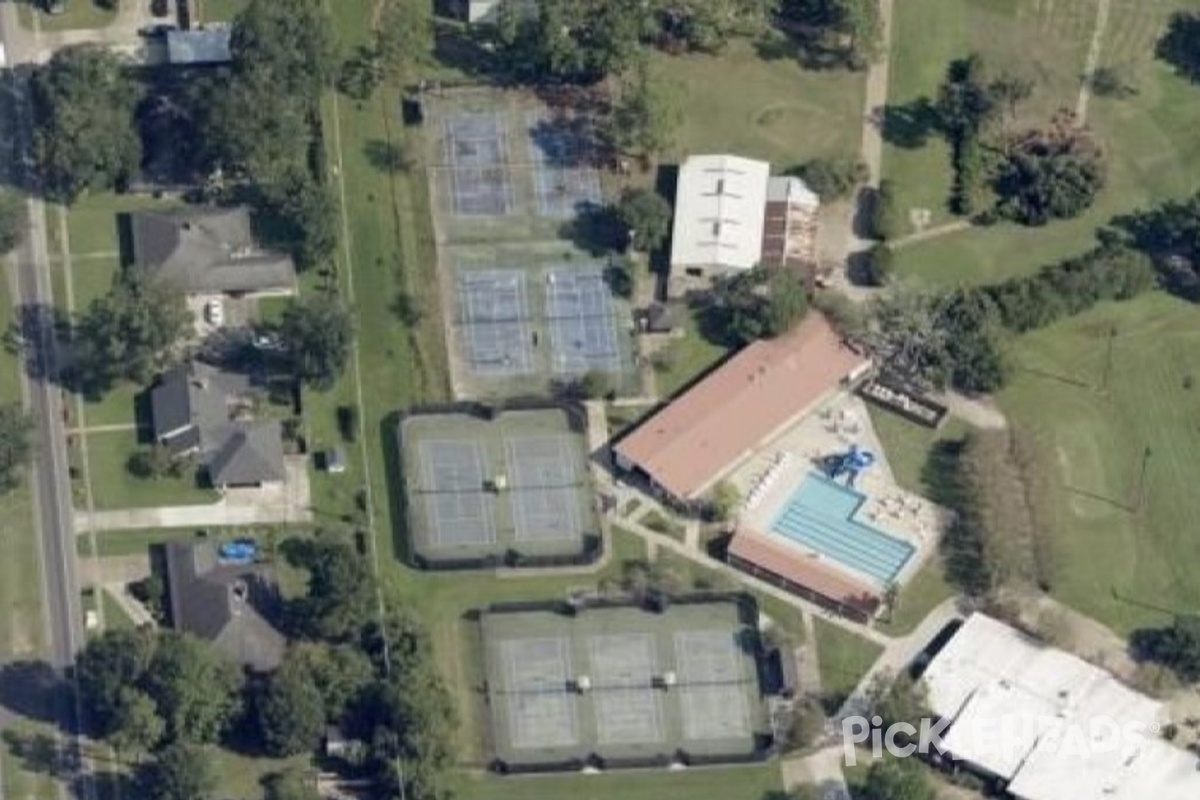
<box><xmin>769</xmin><ymin>472</ymin><xmax>914</xmax><ymax>586</ymax></box>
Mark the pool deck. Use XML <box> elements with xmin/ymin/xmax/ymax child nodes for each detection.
<box><xmin>729</xmin><ymin>391</ymin><xmax>951</xmax><ymax>591</ymax></box>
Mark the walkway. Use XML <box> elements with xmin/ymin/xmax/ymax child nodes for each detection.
<box><xmin>1075</xmin><ymin>0</ymin><xmax>1113</xmax><ymax>124</ymax></box>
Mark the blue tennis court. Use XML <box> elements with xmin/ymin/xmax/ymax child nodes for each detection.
<box><xmin>769</xmin><ymin>473</ymin><xmax>914</xmax><ymax>585</ymax></box>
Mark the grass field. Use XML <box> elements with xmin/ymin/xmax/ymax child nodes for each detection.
<box><xmin>17</xmin><ymin>0</ymin><xmax>116</xmax><ymax>32</ymax></box>
<box><xmin>997</xmin><ymin>291</ymin><xmax>1200</xmax><ymax>634</ymax></box>
<box><xmin>874</xmin><ymin>557</ymin><xmax>955</xmax><ymax>637</ymax></box>
<box><xmin>196</xmin><ymin>0</ymin><xmax>249</xmax><ymax>23</ymax></box>
<box><xmin>886</xmin><ymin>0</ymin><xmax>1200</xmax><ymax>286</ymax></box>
<box><xmin>83</xmin><ymin>429</ymin><xmax>219</xmax><ymax>509</ymax></box>
<box><xmin>652</xmin><ymin>39</ymin><xmax>864</xmax><ymax>168</ymax></box>
<box><xmin>812</xmin><ymin>617</ymin><xmax>883</xmax><ymax>708</ymax></box>
<box><xmin>654</xmin><ymin>306</ymin><xmax>734</xmax><ymax>399</ymax></box>
<box><xmin>451</xmin><ymin>761</ymin><xmax>783</xmax><ymax>800</ymax></box>
<box><xmin>99</xmin><ymin>588</ymin><xmax>136</xmax><ymax>630</ymax></box>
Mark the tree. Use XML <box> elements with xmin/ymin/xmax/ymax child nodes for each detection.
<box><xmin>778</xmin><ymin>0</ymin><xmax>881</xmax><ymax>70</ymax></box>
<box><xmin>0</xmin><ymin>404</ymin><xmax>32</xmax><ymax>495</ymax></box>
<box><xmin>994</xmin><ymin>116</ymin><xmax>1106</xmax><ymax>226</ymax></box>
<box><xmin>1130</xmin><ymin>615</ymin><xmax>1200</xmax><ymax>682</ymax></box>
<box><xmin>278</xmin><ymin>293</ymin><xmax>354</xmax><ymax>390</ymax></box>
<box><xmin>615</xmin><ymin>188</ymin><xmax>672</xmax><ymax>252</ymax></box>
<box><xmin>707</xmin><ymin>481</ymin><xmax>741</xmax><ymax>523</ymax></box>
<box><xmin>860</xmin><ymin>243</ymin><xmax>894</xmax><ymax>286</ymax></box>
<box><xmin>765</xmin><ymin>268</ymin><xmax>809</xmax><ymax>336</ymax></box>
<box><xmin>109</xmin><ymin>688</ymin><xmax>165</xmax><ymax>760</ymax></box>
<box><xmin>285</xmin><ymin>532</ymin><xmax>375</xmax><ymax>641</ymax></box>
<box><xmin>859</xmin><ymin>757</ymin><xmax>934</xmax><ymax>800</ymax></box>
<box><xmin>140</xmin><ymin>742</ymin><xmax>217</xmax><ymax>800</ymax></box>
<box><xmin>338</xmin><ymin>45</ymin><xmax>383</xmax><ymax>100</ymax></box>
<box><xmin>866</xmin><ymin>671</ymin><xmax>929</xmax><ymax>730</ymax></box>
<box><xmin>935</xmin><ymin>54</ymin><xmax>1000</xmax><ymax>141</ymax></box>
<box><xmin>31</xmin><ymin>46</ymin><xmax>142</xmax><ymax>203</ymax></box>
<box><xmin>782</xmin><ymin>696</ymin><xmax>825</xmax><ymax>752</ymax></box>
<box><xmin>1090</xmin><ymin>65</ymin><xmax>1136</xmax><ymax>99</ymax></box>
<box><xmin>264</xmin><ymin>770</ymin><xmax>322</xmax><ymax>800</ymax></box>
<box><xmin>376</xmin><ymin>0</ymin><xmax>433</xmax><ymax>80</ymax></box>
<box><xmin>659</xmin><ymin>0</ymin><xmax>776</xmax><ymax>53</ymax></box>
<box><xmin>71</xmin><ymin>268</ymin><xmax>190</xmax><ymax>394</ymax></box>
<box><xmin>793</xmin><ymin>157</ymin><xmax>867</xmax><ymax>202</ymax></box>
<box><xmin>259</xmin><ymin>652</ymin><xmax>327</xmax><ymax>756</ymax></box>
<box><xmin>1157</xmin><ymin>12</ymin><xmax>1200</xmax><ymax>83</ymax></box>
<box><xmin>126</xmin><ymin>445</ymin><xmax>183</xmax><ymax>481</ymax></box>
<box><xmin>604</xmin><ymin>63</ymin><xmax>682</xmax><ymax>158</ymax></box>
<box><xmin>1113</xmin><ymin>190</ymin><xmax>1200</xmax><ymax>298</ymax></box>
<box><xmin>708</xmin><ymin>267</ymin><xmax>807</xmax><ymax>346</ymax></box>
<box><xmin>143</xmin><ymin>632</ymin><xmax>242</xmax><ymax>744</ymax></box>
<box><xmin>288</xmin><ymin>641</ymin><xmax>374</xmax><ymax>722</ymax></box>
<box><xmin>229</xmin><ymin>0</ymin><xmax>336</xmax><ymax>97</ymax></box>
<box><xmin>0</xmin><ymin>192</ymin><xmax>27</xmax><ymax>254</ymax></box>
<box><xmin>868</xmin><ymin>179</ymin><xmax>903</xmax><ymax>241</ymax></box>
<box><xmin>75</xmin><ymin>627</ymin><xmax>159</xmax><ymax>736</ymax></box>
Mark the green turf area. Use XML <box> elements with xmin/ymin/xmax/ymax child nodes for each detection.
<box><xmin>67</xmin><ymin>255</ymin><xmax>120</xmax><ymax>311</ymax></box>
<box><xmin>400</xmin><ymin>408</ymin><xmax>599</xmax><ymax>564</ymax></box>
<box><xmin>886</xmin><ymin>0</ymin><xmax>1200</xmax><ymax>286</ymax></box>
<box><xmin>874</xmin><ymin>557</ymin><xmax>955</xmax><ymax>637</ymax></box>
<box><xmin>654</xmin><ymin>306</ymin><xmax>733</xmax><ymax>399</ymax></box>
<box><xmin>451</xmin><ymin>760</ymin><xmax>783</xmax><ymax>800</ymax></box>
<box><xmin>196</xmin><ymin>0</ymin><xmax>248</xmax><ymax>22</ymax></box>
<box><xmin>652</xmin><ymin>39</ymin><xmax>864</xmax><ymax>167</ymax></box>
<box><xmin>84</xmin><ymin>429</ymin><xmax>220</xmax><ymax>509</ymax></box>
<box><xmin>99</xmin><ymin>588</ymin><xmax>136</xmax><ymax>630</ymax></box>
<box><xmin>18</xmin><ymin>0</ymin><xmax>117</xmax><ymax>32</ymax></box>
<box><xmin>868</xmin><ymin>408</ymin><xmax>967</xmax><ymax>495</ymax></box>
<box><xmin>205</xmin><ymin>747</ymin><xmax>309</xmax><ymax>800</ymax></box>
<box><xmin>79</xmin><ymin>382</ymin><xmax>139</xmax><ymax>429</ymax></box>
<box><xmin>997</xmin><ymin>292</ymin><xmax>1200</xmax><ymax>634</ymax></box>
<box><xmin>812</xmin><ymin>617</ymin><xmax>882</xmax><ymax>708</ymax></box>
<box><xmin>65</xmin><ymin>193</ymin><xmax>182</xmax><ymax>258</ymax></box>
<box><xmin>78</xmin><ymin>527</ymin><xmax>190</xmax><ymax>557</ymax></box>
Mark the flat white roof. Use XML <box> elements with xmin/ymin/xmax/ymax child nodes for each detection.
<box><xmin>670</xmin><ymin>154</ymin><xmax>770</xmax><ymax>272</ymax></box>
<box><xmin>167</xmin><ymin>26</ymin><xmax>232</xmax><ymax>65</ymax></box>
<box><xmin>766</xmin><ymin>175</ymin><xmax>820</xmax><ymax>208</ymax></box>
<box><xmin>923</xmin><ymin>614</ymin><xmax>1197</xmax><ymax>800</ymax></box>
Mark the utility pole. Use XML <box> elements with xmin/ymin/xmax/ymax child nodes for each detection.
<box><xmin>1099</xmin><ymin>324</ymin><xmax>1117</xmax><ymax>394</ymax></box>
<box><xmin>1136</xmin><ymin>445</ymin><xmax>1152</xmax><ymax>513</ymax></box>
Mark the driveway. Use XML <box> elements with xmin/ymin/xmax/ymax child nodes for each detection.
<box><xmin>74</xmin><ymin>456</ymin><xmax>313</xmax><ymax>532</ymax></box>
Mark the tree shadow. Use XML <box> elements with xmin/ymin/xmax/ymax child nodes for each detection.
<box><xmin>557</xmin><ymin>202</ymin><xmax>623</xmax><ymax>256</ymax></box>
<box><xmin>0</xmin><ymin>659</ymin><xmax>69</xmax><ymax>726</ymax></box>
<box><xmin>1</xmin><ymin>728</ymin><xmax>78</xmax><ymax>781</ymax></box>
<box><xmin>431</xmin><ymin>21</ymin><xmax>503</xmax><ymax>81</ymax></box>
<box><xmin>362</xmin><ymin>139</ymin><xmax>415</xmax><ymax>175</ymax></box>
<box><xmin>881</xmin><ymin>97</ymin><xmax>940</xmax><ymax>149</ymax></box>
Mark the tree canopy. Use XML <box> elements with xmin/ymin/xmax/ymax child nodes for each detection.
<box><xmin>284</xmin><ymin>531</ymin><xmax>375</xmax><ymax>641</ymax></box>
<box><xmin>778</xmin><ymin>0</ymin><xmax>882</xmax><ymax>70</ymax></box>
<box><xmin>31</xmin><ymin>45</ymin><xmax>142</xmax><ymax>203</ymax></box>
<box><xmin>707</xmin><ymin>267</ymin><xmax>808</xmax><ymax>346</ymax></box>
<box><xmin>1156</xmin><ymin>11</ymin><xmax>1200</xmax><ymax>83</ymax></box>
<box><xmin>858</xmin><ymin>757</ymin><xmax>934</xmax><ymax>800</ymax></box>
<box><xmin>0</xmin><ymin>192</ymin><xmax>27</xmax><ymax>254</ymax></box>
<box><xmin>140</xmin><ymin>742</ymin><xmax>217</xmax><ymax>800</ymax></box>
<box><xmin>793</xmin><ymin>156</ymin><xmax>867</xmax><ymax>201</ymax></box>
<box><xmin>0</xmin><ymin>404</ymin><xmax>32</xmax><ymax>496</ymax></box>
<box><xmin>143</xmin><ymin>632</ymin><xmax>243</xmax><ymax>744</ymax></box>
<box><xmin>71</xmin><ymin>268</ymin><xmax>190</xmax><ymax>395</ymax></box>
<box><xmin>615</xmin><ymin>188</ymin><xmax>672</xmax><ymax>252</ymax></box>
<box><xmin>994</xmin><ymin>116</ymin><xmax>1106</xmax><ymax>226</ymax></box>
<box><xmin>603</xmin><ymin>63</ymin><xmax>682</xmax><ymax>158</ymax></box>
<box><xmin>258</xmin><ymin>649</ymin><xmax>328</xmax><ymax>756</ymax></box>
<box><xmin>1131</xmin><ymin>615</ymin><xmax>1200</xmax><ymax>682</ymax></box>
<box><xmin>278</xmin><ymin>293</ymin><xmax>355</xmax><ymax>391</ymax></box>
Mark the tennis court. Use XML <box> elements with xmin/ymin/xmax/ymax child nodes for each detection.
<box><xmin>456</xmin><ymin>270</ymin><xmax>534</xmax><ymax>375</ymax></box>
<box><xmin>480</xmin><ymin>600</ymin><xmax>768</xmax><ymax>769</ymax></box>
<box><xmin>443</xmin><ymin>112</ymin><xmax>513</xmax><ymax>216</ymax></box>
<box><xmin>400</xmin><ymin>408</ymin><xmax>599</xmax><ymax>567</ymax></box>
<box><xmin>545</xmin><ymin>267</ymin><xmax>624</xmax><ymax>374</ymax></box>
<box><xmin>528</xmin><ymin>111</ymin><xmax>602</xmax><ymax>218</ymax></box>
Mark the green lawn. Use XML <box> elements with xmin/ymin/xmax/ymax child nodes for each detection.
<box><xmin>813</xmin><ymin>617</ymin><xmax>883</xmax><ymax>708</ymax></box>
<box><xmin>655</xmin><ymin>306</ymin><xmax>734</xmax><ymax>398</ymax></box>
<box><xmin>206</xmin><ymin>747</ymin><xmax>309</xmax><ymax>800</ymax></box>
<box><xmin>99</xmin><ymin>588</ymin><xmax>136</xmax><ymax>631</ymax></box>
<box><xmin>452</xmin><ymin>762</ymin><xmax>783</xmax><ymax>800</ymax></box>
<box><xmin>653</xmin><ymin>38</ymin><xmax>864</xmax><ymax>168</ymax></box>
<box><xmin>18</xmin><ymin>0</ymin><xmax>117</xmax><ymax>32</ymax></box>
<box><xmin>997</xmin><ymin>291</ymin><xmax>1200</xmax><ymax>634</ymax></box>
<box><xmin>68</xmin><ymin>255</ymin><xmax>120</xmax><ymax>311</ymax></box>
<box><xmin>79</xmin><ymin>382</ymin><xmax>140</xmax><ymax>429</ymax></box>
<box><xmin>875</xmin><ymin>557</ymin><xmax>955</xmax><ymax>637</ymax></box>
<box><xmin>868</xmin><ymin>408</ymin><xmax>967</xmax><ymax>495</ymax></box>
<box><xmin>196</xmin><ymin>0</ymin><xmax>249</xmax><ymax>23</ymax></box>
<box><xmin>65</xmin><ymin>192</ymin><xmax>182</xmax><ymax>258</ymax></box>
<box><xmin>886</xmin><ymin>0</ymin><xmax>1200</xmax><ymax>286</ymax></box>
<box><xmin>83</xmin><ymin>430</ymin><xmax>219</xmax><ymax>510</ymax></box>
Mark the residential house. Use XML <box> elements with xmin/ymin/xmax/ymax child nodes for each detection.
<box><xmin>150</xmin><ymin>361</ymin><xmax>285</xmax><ymax>490</ymax></box>
<box><xmin>129</xmin><ymin>207</ymin><xmax>297</xmax><ymax>297</ymax></box>
<box><xmin>164</xmin><ymin>539</ymin><xmax>286</xmax><ymax>671</ymax></box>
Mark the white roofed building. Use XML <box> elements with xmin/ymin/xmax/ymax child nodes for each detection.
<box><xmin>922</xmin><ymin>613</ymin><xmax>1199</xmax><ymax>800</ymax></box>
<box><xmin>668</xmin><ymin>155</ymin><xmax>820</xmax><ymax>296</ymax></box>
<box><xmin>670</xmin><ymin>154</ymin><xmax>770</xmax><ymax>278</ymax></box>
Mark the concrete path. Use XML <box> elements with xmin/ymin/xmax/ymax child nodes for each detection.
<box><xmin>890</xmin><ymin>219</ymin><xmax>974</xmax><ymax>249</ymax></box>
<box><xmin>835</xmin><ymin>597</ymin><xmax>964</xmax><ymax>722</ymax></box>
<box><xmin>932</xmin><ymin>390</ymin><xmax>1009</xmax><ymax>430</ymax></box>
<box><xmin>1076</xmin><ymin>0</ymin><xmax>1113</xmax><ymax>124</ymax></box>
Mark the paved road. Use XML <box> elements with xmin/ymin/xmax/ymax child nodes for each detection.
<box><xmin>0</xmin><ymin>7</ymin><xmax>86</xmax><ymax>799</ymax></box>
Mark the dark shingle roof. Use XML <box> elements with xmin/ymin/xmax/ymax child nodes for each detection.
<box><xmin>205</xmin><ymin>421</ymin><xmax>286</xmax><ymax>487</ymax></box>
<box><xmin>130</xmin><ymin>207</ymin><xmax>296</xmax><ymax>295</ymax></box>
<box><xmin>164</xmin><ymin>539</ymin><xmax>286</xmax><ymax>672</ymax></box>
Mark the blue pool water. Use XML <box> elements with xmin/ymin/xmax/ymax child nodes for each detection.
<box><xmin>769</xmin><ymin>473</ymin><xmax>914</xmax><ymax>585</ymax></box>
